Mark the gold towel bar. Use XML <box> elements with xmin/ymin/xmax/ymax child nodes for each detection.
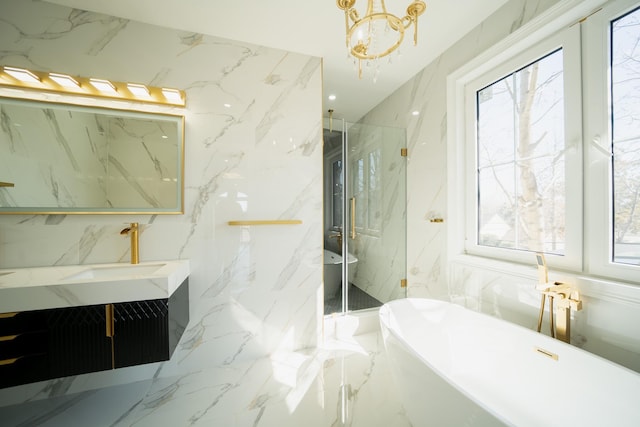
<box><xmin>228</xmin><ymin>220</ymin><xmax>303</xmax><ymax>226</ymax></box>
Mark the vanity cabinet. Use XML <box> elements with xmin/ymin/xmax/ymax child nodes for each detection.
<box><xmin>0</xmin><ymin>278</ymin><xmax>188</xmax><ymax>389</ymax></box>
<box><xmin>0</xmin><ymin>311</ymin><xmax>50</xmax><ymax>387</ymax></box>
<box><xmin>113</xmin><ymin>276</ymin><xmax>189</xmax><ymax>369</ymax></box>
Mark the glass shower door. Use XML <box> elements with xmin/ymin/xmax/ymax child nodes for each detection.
<box><xmin>342</xmin><ymin>122</ymin><xmax>407</xmax><ymax>312</ymax></box>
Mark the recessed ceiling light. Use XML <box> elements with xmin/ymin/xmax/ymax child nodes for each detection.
<box><xmin>328</xmin><ymin>94</ymin><xmax>336</xmax><ymax>101</ymax></box>
<box><xmin>223</xmin><ymin>103</ymin><xmax>231</xmax><ymax>108</ymax></box>
<box><xmin>3</xmin><ymin>66</ymin><xmax>40</xmax><ymax>83</ymax></box>
<box><xmin>89</xmin><ymin>78</ymin><xmax>117</xmax><ymax>93</ymax></box>
<box><xmin>127</xmin><ymin>83</ymin><xmax>150</xmax><ymax>97</ymax></box>
<box><xmin>49</xmin><ymin>73</ymin><xmax>79</xmax><ymax>88</ymax></box>
<box><xmin>412</xmin><ymin>110</ymin><xmax>420</xmax><ymax>116</ymax></box>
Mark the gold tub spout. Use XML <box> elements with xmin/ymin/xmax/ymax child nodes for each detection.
<box><xmin>537</xmin><ymin>281</ymin><xmax>582</xmax><ymax>343</ymax></box>
<box><xmin>534</xmin><ymin>253</ymin><xmax>582</xmax><ymax>343</ymax></box>
<box><xmin>120</xmin><ymin>222</ymin><xmax>139</xmax><ymax>264</ymax></box>
<box><xmin>551</xmin><ymin>286</ymin><xmax>582</xmax><ymax>343</ymax></box>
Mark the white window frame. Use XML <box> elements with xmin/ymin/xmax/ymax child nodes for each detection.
<box><xmin>447</xmin><ymin>0</ymin><xmax>612</xmax><ymax>273</ymax></box>
<box><xmin>463</xmin><ymin>26</ymin><xmax>583</xmax><ymax>270</ymax></box>
<box><xmin>583</xmin><ymin>0</ymin><xmax>640</xmax><ymax>282</ymax></box>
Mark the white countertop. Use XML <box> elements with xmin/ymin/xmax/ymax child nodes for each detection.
<box><xmin>0</xmin><ymin>260</ymin><xmax>190</xmax><ymax>313</ymax></box>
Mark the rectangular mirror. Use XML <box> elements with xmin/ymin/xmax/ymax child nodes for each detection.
<box><xmin>0</xmin><ymin>97</ymin><xmax>184</xmax><ymax>214</ymax></box>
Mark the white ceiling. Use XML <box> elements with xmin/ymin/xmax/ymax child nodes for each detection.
<box><xmin>46</xmin><ymin>0</ymin><xmax>510</xmax><ymax>123</ymax></box>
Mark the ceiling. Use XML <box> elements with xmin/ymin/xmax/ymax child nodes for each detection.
<box><xmin>46</xmin><ymin>0</ymin><xmax>510</xmax><ymax>123</ymax></box>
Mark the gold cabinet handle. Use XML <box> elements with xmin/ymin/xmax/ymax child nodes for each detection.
<box><xmin>0</xmin><ymin>312</ymin><xmax>19</xmax><ymax>319</ymax></box>
<box><xmin>105</xmin><ymin>304</ymin><xmax>114</xmax><ymax>338</ymax></box>
<box><xmin>0</xmin><ymin>182</ymin><xmax>14</xmax><ymax>187</ymax></box>
<box><xmin>0</xmin><ymin>334</ymin><xmax>19</xmax><ymax>342</ymax></box>
<box><xmin>105</xmin><ymin>304</ymin><xmax>116</xmax><ymax>369</ymax></box>
<box><xmin>350</xmin><ymin>197</ymin><xmax>356</xmax><ymax>239</ymax></box>
<box><xmin>0</xmin><ymin>357</ymin><xmax>21</xmax><ymax>366</ymax></box>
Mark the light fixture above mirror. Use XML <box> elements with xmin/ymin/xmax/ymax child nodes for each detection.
<box><xmin>0</xmin><ymin>66</ymin><xmax>185</xmax><ymax>107</ymax></box>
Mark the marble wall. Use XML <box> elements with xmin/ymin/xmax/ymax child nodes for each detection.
<box><xmin>0</xmin><ymin>0</ymin><xmax>322</xmax><ymax>406</ymax></box>
<box><xmin>359</xmin><ymin>0</ymin><xmax>640</xmax><ymax>373</ymax></box>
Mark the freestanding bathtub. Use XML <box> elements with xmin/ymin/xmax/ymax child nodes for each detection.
<box><xmin>323</xmin><ymin>249</ymin><xmax>357</xmax><ymax>299</ymax></box>
<box><xmin>380</xmin><ymin>298</ymin><xmax>640</xmax><ymax>426</ymax></box>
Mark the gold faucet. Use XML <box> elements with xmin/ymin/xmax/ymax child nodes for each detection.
<box><xmin>120</xmin><ymin>223</ymin><xmax>139</xmax><ymax>264</ymax></box>
<box><xmin>553</xmin><ymin>285</ymin><xmax>582</xmax><ymax>343</ymax></box>
<box><xmin>329</xmin><ymin>230</ymin><xmax>343</xmax><ymax>253</ymax></box>
<box><xmin>534</xmin><ymin>253</ymin><xmax>582</xmax><ymax>343</ymax></box>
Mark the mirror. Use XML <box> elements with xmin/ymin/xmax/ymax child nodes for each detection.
<box><xmin>0</xmin><ymin>97</ymin><xmax>184</xmax><ymax>214</ymax></box>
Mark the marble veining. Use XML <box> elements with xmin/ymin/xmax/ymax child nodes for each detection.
<box><xmin>0</xmin><ymin>0</ymin><xmax>322</xmax><ymax>404</ymax></box>
<box><xmin>0</xmin><ymin>332</ymin><xmax>410</xmax><ymax>427</ymax></box>
<box><xmin>357</xmin><ymin>0</ymin><xmax>565</xmax><ymax>303</ymax></box>
<box><xmin>352</xmin><ymin>0</ymin><xmax>640</xmax><ymax>373</ymax></box>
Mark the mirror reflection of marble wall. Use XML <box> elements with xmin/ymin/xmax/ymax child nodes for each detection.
<box><xmin>0</xmin><ymin>97</ymin><xmax>182</xmax><ymax>212</ymax></box>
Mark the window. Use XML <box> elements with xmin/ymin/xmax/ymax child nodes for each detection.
<box><xmin>461</xmin><ymin>23</ymin><xmax>582</xmax><ymax>270</ymax></box>
<box><xmin>367</xmin><ymin>149</ymin><xmax>382</xmax><ymax>232</ymax></box>
<box><xmin>450</xmin><ymin>0</ymin><xmax>640</xmax><ymax>281</ymax></box>
<box><xmin>477</xmin><ymin>49</ymin><xmax>566</xmax><ymax>255</ymax></box>
<box><xmin>351</xmin><ymin>147</ymin><xmax>382</xmax><ymax>235</ymax></box>
<box><xmin>611</xmin><ymin>6</ymin><xmax>640</xmax><ymax>266</ymax></box>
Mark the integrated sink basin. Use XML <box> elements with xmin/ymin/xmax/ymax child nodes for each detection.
<box><xmin>0</xmin><ymin>259</ymin><xmax>190</xmax><ymax>313</ymax></box>
<box><xmin>63</xmin><ymin>263</ymin><xmax>167</xmax><ymax>281</ymax></box>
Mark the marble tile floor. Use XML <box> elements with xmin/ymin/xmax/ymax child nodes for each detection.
<box><xmin>0</xmin><ymin>331</ymin><xmax>412</xmax><ymax>427</ymax></box>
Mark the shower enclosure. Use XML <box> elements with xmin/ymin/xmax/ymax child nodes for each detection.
<box><xmin>323</xmin><ymin>118</ymin><xmax>407</xmax><ymax>314</ymax></box>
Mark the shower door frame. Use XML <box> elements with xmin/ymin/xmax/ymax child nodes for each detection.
<box><xmin>336</xmin><ymin>119</ymin><xmax>408</xmax><ymax>314</ymax></box>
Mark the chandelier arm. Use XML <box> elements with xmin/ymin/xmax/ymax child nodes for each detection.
<box><xmin>344</xmin><ymin>9</ymin><xmax>350</xmax><ymax>47</ymax></box>
<box><xmin>377</xmin><ymin>0</ymin><xmax>388</xmax><ymax>15</ymax></box>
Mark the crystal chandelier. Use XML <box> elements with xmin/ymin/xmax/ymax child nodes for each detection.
<box><xmin>337</xmin><ymin>0</ymin><xmax>427</xmax><ymax>79</ymax></box>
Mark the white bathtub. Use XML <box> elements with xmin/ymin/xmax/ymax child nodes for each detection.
<box><xmin>323</xmin><ymin>249</ymin><xmax>357</xmax><ymax>299</ymax></box>
<box><xmin>379</xmin><ymin>298</ymin><xmax>640</xmax><ymax>427</ymax></box>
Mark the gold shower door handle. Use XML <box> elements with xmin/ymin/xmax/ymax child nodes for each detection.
<box><xmin>350</xmin><ymin>197</ymin><xmax>356</xmax><ymax>239</ymax></box>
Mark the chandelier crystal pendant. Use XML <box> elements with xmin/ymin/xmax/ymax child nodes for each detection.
<box><xmin>337</xmin><ymin>0</ymin><xmax>427</xmax><ymax>79</ymax></box>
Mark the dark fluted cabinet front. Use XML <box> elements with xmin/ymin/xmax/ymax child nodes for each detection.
<box><xmin>0</xmin><ymin>278</ymin><xmax>189</xmax><ymax>389</ymax></box>
<box><xmin>114</xmin><ymin>277</ymin><xmax>189</xmax><ymax>368</ymax></box>
<box><xmin>47</xmin><ymin>304</ymin><xmax>113</xmax><ymax>378</ymax></box>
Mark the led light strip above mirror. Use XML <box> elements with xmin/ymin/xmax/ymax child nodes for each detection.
<box><xmin>0</xmin><ymin>66</ymin><xmax>185</xmax><ymax>107</ymax></box>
